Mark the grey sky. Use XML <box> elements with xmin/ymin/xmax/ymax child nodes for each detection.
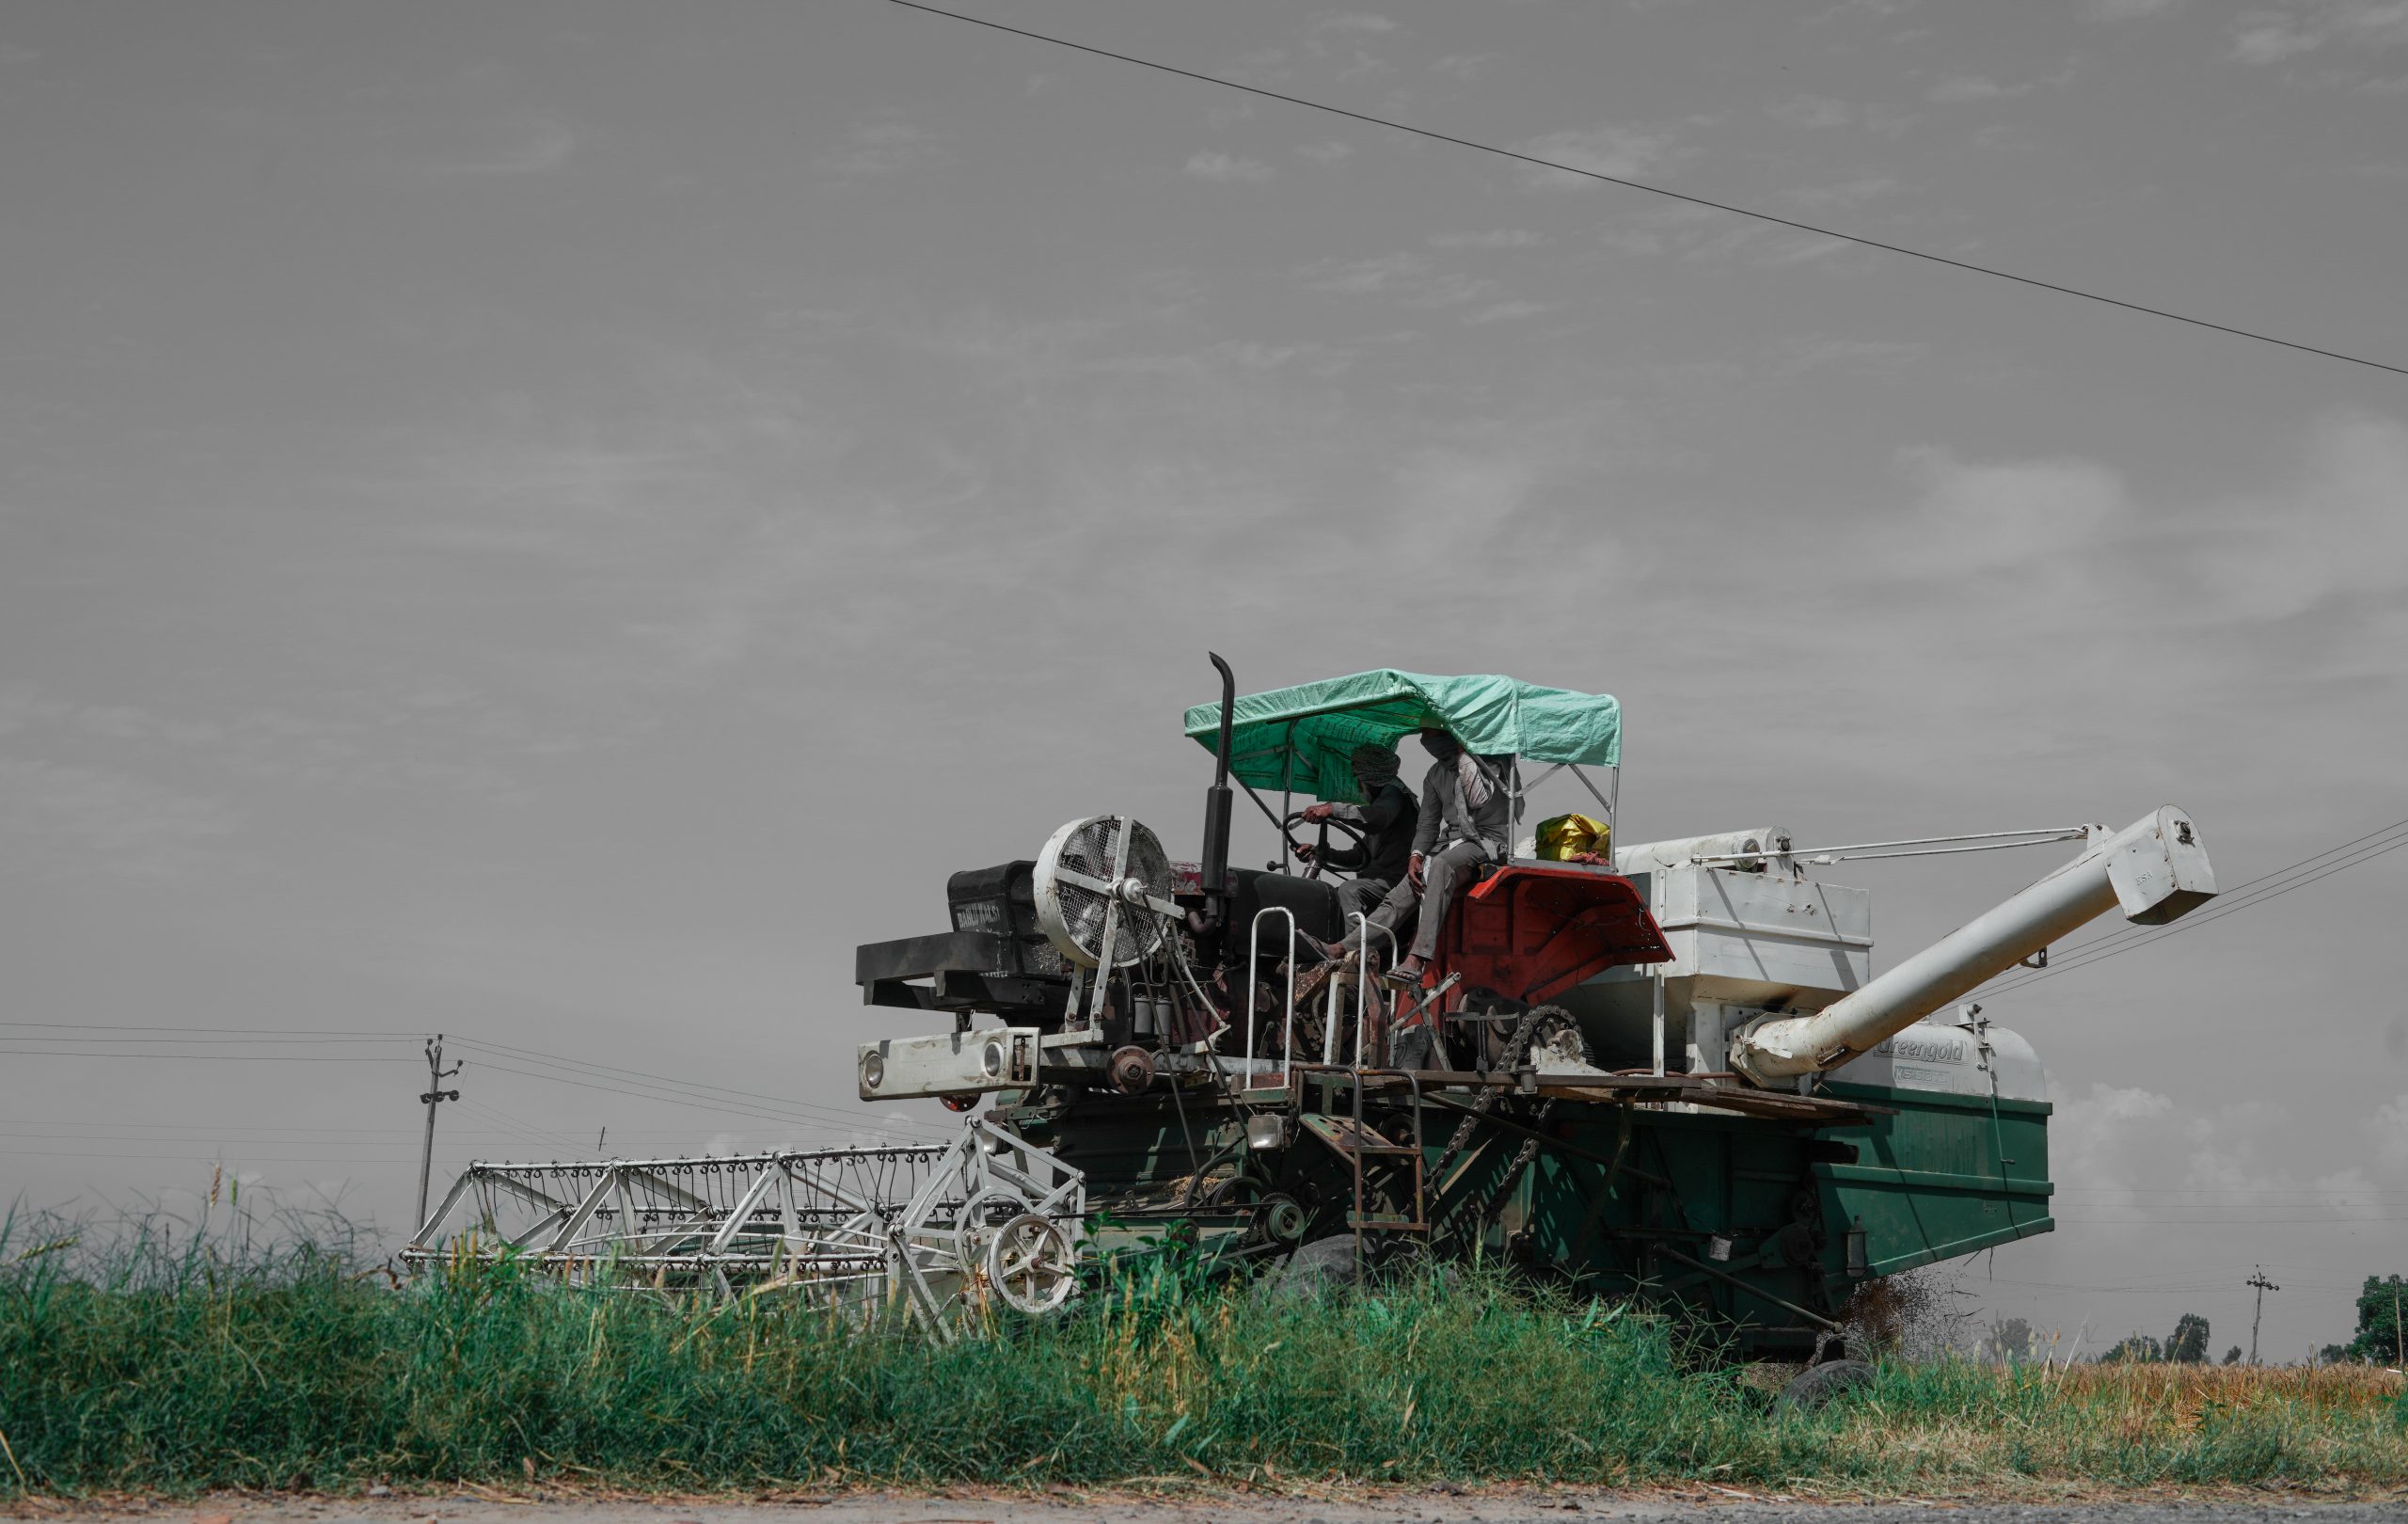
<box><xmin>3</xmin><ymin>0</ymin><xmax>2404</xmax><ymax>1360</ymax></box>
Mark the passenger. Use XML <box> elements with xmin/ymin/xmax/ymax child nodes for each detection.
<box><xmin>1291</xmin><ymin>742</ymin><xmax>1418</xmax><ymax>956</ymax></box>
<box><xmin>1381</xmin><ymin>728</ymin><xmax>1512</xmax><ymax>988</ymax></box>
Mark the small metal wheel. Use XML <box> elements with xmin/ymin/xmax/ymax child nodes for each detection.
<box><xmin>986</xmin><ymin>1213</ymin><xmax>1078</xmax><ymax>1316</ymax></box>
<box><xmin>1774</xmin><ymin>1357</ymin><xmax>1875</xmax><ymax>1414</ymax></box>
<box><xmin>951</xmin><ymin>1188</ymin><xmax>1022</xmax><ymax>1270</ymax></box>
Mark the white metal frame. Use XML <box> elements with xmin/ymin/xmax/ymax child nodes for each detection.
<box><xmin>404</xmin><ymin>1117</ymin><xmax>1086</xmax><ymax>1334</ymax></box>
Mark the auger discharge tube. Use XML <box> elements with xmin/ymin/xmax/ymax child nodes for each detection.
<box><xmin>1729</xmin><ymin>805</ymin><xmax>2216</xmax><ymax>1087</ymax></box>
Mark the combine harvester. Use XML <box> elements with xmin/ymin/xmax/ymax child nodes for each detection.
<box><xmin>409</xmin><ymin>659</ymin><xmax>2215</xmax><ymax>1366</ymax></box>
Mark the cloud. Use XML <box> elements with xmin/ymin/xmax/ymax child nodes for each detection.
<box><xmin>2231</xmin><ymin>1</ymin><xmax>2408</xmax><ymax>64</ymax></box>
<box><xmin>1295</xmin><ymin>141</ymin><xmax>1354</xmax><ymax>167</ymax></box>
<box><xmin>1885</xmin><ymin>445</ymin><xmax>2130</xmax><ymax>571</ymax></box>
<box><xmin>1184</xmin><ymin>151</ymin><xmax>1275</xmax><ymax>183</ymax></box>
<box><xmin>1312</xmin><ymin>10</ymin><xmax>1397</xmax><ymax>32</ymax></box>
<box><xmin>1767</xmin><ymin>94</ymin><xmax>1857</xmax><ymax>129</ymax></box>
<box><xmin>816</xmin><ymin>122</ymin><xmax>941</xmax><ymax>181</ymax></box>
<box><xmin>1429</xmin><ymin>52</ymin><xmax>1503</xmax><ymax>78</ymax></box>
<box><xmin>1510</xmin><ymin>122</ymin><xmax>1687</xmax><ymax>187</ymax></box>
<box><xmin>1295</xmin><ymin>252</ymin><xmax>1498</xmax><ymax>308</ymax></box>
<box><xmin>1462</xmin><ymin>300</ymin><xmax>1550</xmax><ymax>324</ymax></box>
<box><xmin>437</xmin><ymin>116</ymin><xmax>576</xmax><ymax>176</ymax></box>
<box><xmin>1429</xmin><ymin>229</ymin><xmax>1543</xmax><ymax>249</ymax></box>
<box><xmin>1808</xmin><ymin>0</ymin><xmax>1920</xmax><ymax>19</ymax></box>
<box><xmin>0</xmin><ymin>757</ymin><xmax>240</xmax><ymax>880</ymax></box>
<box><xmin>1928</xmin><ymin>73</ymin><xmax>2031</xmax><ymax>102</ymax></box>
<box><xmin>1783</xmin><ymin>175</ymin><xmax>1900</xmax><ymax>208</ymax></box>
<box><xmin>2052</xmin><ymin>1083</ymin><xmax>2408</xmax><ymax>1230</ymax></box>
<box><xmin>2189</xmin><ymin>414</ymin><xmax>2408</xmax><ymax>621</ymax></box>
<box><xmin>2083</xmin><ymin>0</ymin><xmax>2185</xmax><ymax>17</ymax></box>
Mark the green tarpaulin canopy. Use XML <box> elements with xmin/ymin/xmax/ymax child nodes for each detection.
<box><xmin>1182</xmin><ymin>670</ymin><xmax>1621</xmax><ymax>804</ymax></box>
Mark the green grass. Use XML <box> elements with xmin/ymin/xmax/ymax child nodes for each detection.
<box><xmin>4</xmin><ymin>1208</ymin><xmax>2403</xmax><ymax>1498</ymax></box>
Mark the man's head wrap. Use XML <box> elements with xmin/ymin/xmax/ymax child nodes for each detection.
<box><xmin>1418</xmin><ymin>729</ymin><xmax>1493</xmax><ymax>807</ymax></box>
<box><xmin>1349</xmin><ymin>743</ymin><xmax>1401</xmax><ymax>788</ymax></box>
<box><xmin>1418</xmin><ymin>728</ymin><xmax>1463</xmax><ymax>762</ymax></box>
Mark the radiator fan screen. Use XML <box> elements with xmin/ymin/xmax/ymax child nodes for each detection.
<box><xmin>1032</xmin><ymin>814</ymin><xmax>1174</xmax><ymax>969</ymax></box>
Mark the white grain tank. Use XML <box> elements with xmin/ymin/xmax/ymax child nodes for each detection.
<box><xmin>1550</xmin><ymin>828</ymin><xmax>1874</xmax><ymax>1073</ymax></box>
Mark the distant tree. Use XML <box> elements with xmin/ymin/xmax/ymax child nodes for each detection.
<box><xmin>2345</xmin><ymin>1275</ymin><xmax>2407</xmax><ymax>1364</ymax></box>
<box><xmin>2167</xmin><ymin>1312</ymin><xmax>2211</xmax><ymax>1363</ymax></box>
<box><xmin>1983</xmin><ymin>1315</ymin><xmax>2035</xmax><ymax>1363</ymax></box>
<box><xmin>2223</xmin><ymin>1345</ymin><xmax>2242</xmax><ymax>1365</ymax></box>
<box><xmin>2100</xmin><ymin>1332</ymin><xmax>2162</xmax><ymax>1363</ymax></box>
<box><xmin>2321</xmin><ymin>1342</ymin><xmax>2355</xmax><ymax>1365</ymax></box>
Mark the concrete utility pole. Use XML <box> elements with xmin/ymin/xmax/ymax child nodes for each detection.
<box><xmin>2247</xmin><ymin>1266</ymin><xmax>2279</xmax><ymax>1365</ymax></box>
<box><xmin>416</xmin><ymin>1034</ymin><xmax>463</xmax><ymax>1233</ymax></box>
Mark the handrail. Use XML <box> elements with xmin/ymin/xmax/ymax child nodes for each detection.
<box><xmin>1348</xmin><ymin>911</ymin><xmax>1399</xmax><ymax>1072</ymax></box>
<box><xmin>1245</xmin><ymin>905</ymin><xmax>1298</xmax><ymax>1087</ymax></box>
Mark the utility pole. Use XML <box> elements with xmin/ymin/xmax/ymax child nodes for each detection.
<box><xmin>2247</xmin><ymin>1266</ymin><xmax>2279</xmax><ymax>1365</ymax></box>
<box><xmin>416</xmin><ymin>1034</ymin><xmax>463</xmax><ymax>1233</ymax></box>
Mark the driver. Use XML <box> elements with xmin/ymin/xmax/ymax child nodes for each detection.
<box><xmin>1292</xmin><ymin>742</ymin><xmax>1418</xmax><ymax>939</ymax></box>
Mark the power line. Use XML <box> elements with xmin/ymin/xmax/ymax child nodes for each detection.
<box><xmin>887</xmin><ymin>0</ymin><xmax>2408</xmax><ymax>382</ymax></box>
<box><xmin>1984</xmin><ymin>818</ymin><xmax>2408</xmax><ymax>977</ymax></box>
<box><xmin>0</xmin><ymin>1024</ymin><xmax>939</xmax><ymax>1148</ymax></box>
<box><xmin>0</xmin><ymin>1021</ymin><xmax>420</xmax><ymax>1036</ymax></box>
<box><xmin>455</xmin><ymin>1095</ymin><xmax>597</xmax><ymax>1160</ymax></box>
<box><xmin>0</xmin><ymin>1049</ymin><xmax>407</xmax><ymax>1064</ymax></box>
<box><xmin>450</xmin><ymin>1056</ymin><xmax>934</xmax><ymax>1141</ymax></box>
<box><xmin>0</xmin><ymin>1034</ymin><xmax>410</xmax><ymax>1046</ymax></box>
<box><xmin>8</xmin><ymin>1146</ymin><xmax>418</xmax><ymax>1166</ymax></box>
<box><xmin>1978</xmin><ymin>821</ymin><xmax>2408</xmax><ymax>998</ymax></box>
<box><xmin>444</xmin><ymin>1035</ymin><xmax>939</xmax><ymax>1137</ymax></box>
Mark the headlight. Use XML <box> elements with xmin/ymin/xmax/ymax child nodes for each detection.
<box><xmin>981</xmin><ymin>1038</ymin><xmax>1006</xmax><ymax>1078</ymax></box>
<box><xmin>860</xmin><ymin>1050</ymin><xmax>886</xmax><ymax>1090</ymax></box>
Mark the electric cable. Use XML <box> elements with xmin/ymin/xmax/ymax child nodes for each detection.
<box><xmin>447</xmin><ymin>1056</ymin><xmax>935</xmax><ymax>1141</ymax></box>
<box><xmin>0</xmin><ymin>1021</ymin><xmax>420</xmax><ymax>1036</ymax></box>
<box><xmin>1977</xmin><ymin>821</ymin><xmax>2408</xmax><ymax>998</ymax></box>
<box><xmin>2005</xmin><ymin>818</ymin><xmax>2408</xmax><ymax>967</ymax></box>
<box><xmin>888</xmin><ymin>0</ymin><xmax>2408</xmax><ymax>381</ymax></box>
<box><xmin>0</xmin><ymin>1049</ymin><xmax>411</xmax><ymax>1064</ymax></box>
<box><xmin>444</xmin><ymin>1036</ymin><xmax>945</xmax><ymax>1138</ymax></box>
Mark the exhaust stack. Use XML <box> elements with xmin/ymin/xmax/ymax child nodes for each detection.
<box><xmin>1730</xmin><ymin>805</ymin><xmax>2215</xmax><ymax>1087</ymax></box>
<box><xmin>1194</xmin><ymin>652</ymin><xmax>1237</xmax><ymax>933</ymax></box>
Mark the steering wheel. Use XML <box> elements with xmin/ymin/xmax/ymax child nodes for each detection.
<box><xmin>1282</xmin><ymin>809</ymin><xmax>1368</xmax><ymax>881</ymax></box>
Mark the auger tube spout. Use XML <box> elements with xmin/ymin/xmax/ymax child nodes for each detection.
<box><xmin>1729</xmin><ymin>805</ymin><xmax>2216</xmax><ymax>1087</ymax></box>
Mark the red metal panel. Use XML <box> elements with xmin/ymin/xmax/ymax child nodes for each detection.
<box><xmin>1432</xmin><ymin>865</ymin><xmax>1671</xmax><ymax>1007</ymax></box>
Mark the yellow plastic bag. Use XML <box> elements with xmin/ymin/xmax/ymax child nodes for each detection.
<box><xmin>1533</xmin><ymin>812</ymin><xmax>1611</xmax><ymax>862</ymax></box>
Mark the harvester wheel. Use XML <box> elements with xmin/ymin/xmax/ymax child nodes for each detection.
<box><xmin>1773</xmin><ymin>1357</ymin><xmax>1875</xmax><ymax>1414</ymax></box>
<box><xmin>986</xmin><ymin>1213</ymin><xmax>1078</xmax><ymax>1316</ymax></box>
<box><xmin>953</xmin><ymin>1188</ymin><xmax>1021</xmax><ymax>1270</ymax></box>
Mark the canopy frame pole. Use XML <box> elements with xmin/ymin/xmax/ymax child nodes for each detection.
<box><xmin>1563</xmin><ymin>763</ymin><xmax>1616</xmax><ymax>824</ymax></box>
<box><xmin>1232</xmin><ymin>773</ymin><xmax>1287</xmax><ymax>844</ymax></box>
<box><xmin>1276</xmin><ymin>719</ymin><xmax>1299</xmax><ymax>872</ymax></box>
<box><xmin>1607</xmin><ymin>766</ymin><xmax>1620</xmax><ymax>833</ymax></box>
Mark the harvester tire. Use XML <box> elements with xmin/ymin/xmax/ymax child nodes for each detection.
<box><xmin>1773</xmin><ymin>1357</ymin><xmax>1875</xmax><ymax>1414</ymax></box>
